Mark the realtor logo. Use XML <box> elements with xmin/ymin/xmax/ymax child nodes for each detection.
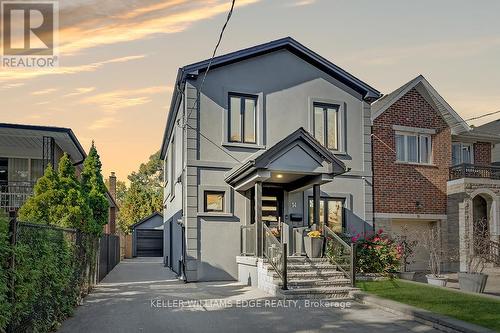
<box><xmin>1</xmin><ymin>0</ymin><xmax>58</xmax><ymax>67</ymax></box>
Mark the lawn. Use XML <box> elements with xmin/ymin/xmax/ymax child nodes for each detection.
<box><xmin>356</xmin><ymin>279</ymin><xmax>500</xmax><ymax>332</ymax></box>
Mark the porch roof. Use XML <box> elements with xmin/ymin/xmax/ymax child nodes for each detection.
<box><xmin>224</xmin><ymin>128</ymin><xmax>347</xmax><ymax>191</ymax></box>
<box><xmin>0</xmin><ymin>123</ymin><xmax>86</xmax><ymax>163</ymax></box>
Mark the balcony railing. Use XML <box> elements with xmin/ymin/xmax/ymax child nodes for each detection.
<box><xmin>449</xmin><ymin>163</ymin><xmax>500</xmax><ymax>181</ymax></box>
<box><xmin>0</xmin><ymin>182</ymin><xmax>35</xmax><ymax>211</ymax></box>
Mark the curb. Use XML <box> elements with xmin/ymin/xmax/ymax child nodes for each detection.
<box><xmin>352</xmin><ymin>291</ymin><xmax>496</xmax><ymax>333</ymax></box>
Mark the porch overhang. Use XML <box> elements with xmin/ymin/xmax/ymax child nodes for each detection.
<box><xmin>224</xmin><ymin>127</ymin><xmax>347</xmax><ymax>191</ymax></box>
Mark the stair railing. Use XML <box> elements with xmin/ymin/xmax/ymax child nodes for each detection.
<box><xmin>323</xmin><ymin>225</ymin><xmax>356</xmax><ymax>287</ymax></box>
<box><xmin>263</xmin><ymin>223</ymin><xmax>287</xmax><ymax>290</ymax></box>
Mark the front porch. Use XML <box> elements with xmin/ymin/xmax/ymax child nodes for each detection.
<box><xmin>447</xmin><ymin>163</ymin><xmax>500</xmax><ymax>272</ymax></box>
<box><xmin>226</xmin><ymin>128</ymin><xmax>356</xmax><ymax>298</ymax></box>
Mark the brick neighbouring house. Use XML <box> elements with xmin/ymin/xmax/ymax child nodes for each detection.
<box><xmin>371</xmin><ymin>75</ymin><xmax>500</xmax><ymax>271</ymax></box>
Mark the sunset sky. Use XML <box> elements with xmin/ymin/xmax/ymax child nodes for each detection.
<box><xmin>2</xmin><ymin>0</ymin><xmax>500</xmax><ymax>183</ymax></box>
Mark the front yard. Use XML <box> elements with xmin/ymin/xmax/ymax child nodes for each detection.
<box><xmin>357</xmin><ymin>279</ymin><xmax>500</xmax><ymax>331</ymax></box>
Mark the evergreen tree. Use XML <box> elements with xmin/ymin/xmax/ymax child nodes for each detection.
<box><xmin>81</xmin><ymin>142</ymin><xmax>109</xmax><ymax>235</ymax></box>
<box><xmin>18</xmin><ymin>164</ymin><xmax>61</xmax><ymax>225</ymax></box>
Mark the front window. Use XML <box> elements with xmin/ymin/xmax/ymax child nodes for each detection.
<box><xmin>229</xmin><ymin>94</ymin><xmax>257</xmax><ymax>144</ymax></box>
<box><xmin>395</xmin><ymin>132</ymin><xmax>432</xmax><ymax>164</ymax></box>
<box><xmin>313</xmin><ymin>103</ymin><xmax>339</xmax><ymax>150</ymax></box>
<box><xmin>204</xmin><ymin>191</ymin><xmax>225</xmax><ymax>212</ymax></box>
<box><xmin>452</xmin><ymin>142</ymin><xmax>473</xmax><ymax>165</ymax></box>
<box><xmin>308</xmin><ymin>197</ymin><xmax>344</xmax><ymax>233</ymax></box>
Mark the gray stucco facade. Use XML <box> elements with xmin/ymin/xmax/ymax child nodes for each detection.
<box><xmin>161</xmin><ymin>38</ymin><xmax>379</xmax><ymax>281</ymax></box>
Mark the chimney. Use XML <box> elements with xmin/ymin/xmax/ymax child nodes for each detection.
<box><xmin>109</xmin><ymin>172</ymin><xmax>117</xmax><ymax>200</ymax></box>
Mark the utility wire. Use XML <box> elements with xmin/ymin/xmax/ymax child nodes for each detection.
<box><xmin>465</xmin><ymin>110</ymin><xmax>500</xmax><ymax>122</ymax></box>
<box><xmin>185</xmin><ymin>0</ymin><xmax>236</xmax><ymax>122</ymax></box>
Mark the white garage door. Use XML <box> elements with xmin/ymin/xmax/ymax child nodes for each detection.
<box><xmin>392</xmin><ymin>220</ymin><xmax>433</xmax><ymax>272</ymax></box>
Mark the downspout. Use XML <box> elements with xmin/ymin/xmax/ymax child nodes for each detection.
<box><xmin>180</xmin><ymin>75</ymin><xmax>188</xmax><ymax>283</ymax></box>
<box><xmin>370</xmin><ymin>124</ymin><xmax>376</xmax><ymax>235</ymax></box>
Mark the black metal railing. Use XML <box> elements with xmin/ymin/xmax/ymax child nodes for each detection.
<box><xmin>323</xmin><ymin>225</ymin><xmax>356</xmax><ymax>287</ymax></box>
<box><xmin>263</xmin><ymin>223</ymin><xmax>287</xmax><ymax>290</ymax></box>
<box><xmin>0</xmin><ymin>182</ymin><xmax>35</xmax><ymax>210</ymax></box>
<box><xmin>449</xmin><ymin>163</ymin><xmax>500</xmax><ymax>181</ymax></box>
<box><xmin>240</xmin><ymin>225</ymin><xmax>256</xmax><ymax>256</ymax></box>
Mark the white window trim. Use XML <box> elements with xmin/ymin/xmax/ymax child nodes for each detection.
<box><xmin>395</xmin><ymin>131</ymin><xmax>433</xmax><ymax>165</ymax></box>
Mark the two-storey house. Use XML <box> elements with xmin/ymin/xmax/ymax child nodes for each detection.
<box><xmin>371</xmin><ymin>76</ymin><xmax>500</xmax><ymax>271</ymax></box>
<box><xmin>160</xmin><ymin>37</ymin><xmax>380</xmax><ymax>286</ymax></box>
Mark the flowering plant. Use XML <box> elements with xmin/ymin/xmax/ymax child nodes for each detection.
<box><xmin>307</xmin><ymin>230</ymin><xmax>322</xmax><ymax>238</ymax></box>
<box><xmin>270</xmin><ymin>227</ymin><xmax>280</xmax><ymax>239</ymax></box>
<box><xmin>356</xmin><ymin>229</ymin><xmax>401</xmax><ymax>274</ymax></box>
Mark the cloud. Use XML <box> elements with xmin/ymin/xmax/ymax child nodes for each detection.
<box><xmin>0</xmin><ymin>54</ymin><xmax>146</xmax><ymax>82</ymax></box>
<box><xmin>289</xmin><ymin>0</ymin><xmax>316</xmax><ymax>7</ymax></box>
<box><xmin>63</xmin><ymin>87</ymin><xmax>96</xmax><ymax>97</ymax></box>
<box><xmin>0</xmin><ymin>82</ymin><xmax>25</xmax><ymax>89</ymax></box>
<box><xmin>344</xmin><ymin>36</ymin><xmax>500</xmax><ymax>67</ymax></box>
<box><xmin>57</xmin><ymin>0</ymin><xmax>260</xmax><ymax>56</ymax></box>
<box><xmin>88</xmin><ymin>116</ymin><xmax>119</xmax><ymax>130</ymax></box>
<box><xmin>80</xmin><ymin>85</ymin><xmax>172</xmax><ymax>113</ymax></box>
<box><xmin>31</xmin><ymin>88</ymin><xmax>58</xmax><ymax>95</ymax></box>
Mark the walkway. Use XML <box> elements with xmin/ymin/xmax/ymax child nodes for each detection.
<box><xmin>59</xmin><ymin>258</ymin><xmax>438</xmax><ymax>333</ymax></box>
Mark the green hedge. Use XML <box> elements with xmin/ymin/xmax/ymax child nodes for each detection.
<box><xmin>0</xmin><ymin>216</ymin><xmax>11</xmax><ymax>329</ymax></box>
<box><xmin>0</xmin><ymin>217</ymin><xmax>98</xmax><ymax>332</ymax></box>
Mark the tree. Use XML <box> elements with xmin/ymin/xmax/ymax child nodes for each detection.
<box><xmin>81</xmin><ymin>142</ymin><xmax>109</xmax><ymax>235</ymax></box>
<box><xmin>117</xmin><ymin>151</ymin><xmax>163</xmax><ymax>233</ymax></box>
<box><xmin>18</xmin><ymin>154</ymin><xmax>90</xmax><ymax>229</ymax></box>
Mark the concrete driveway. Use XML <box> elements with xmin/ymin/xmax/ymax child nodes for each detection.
<box><xmin>59</xmin><ymin>258</ymin><xmax>438</xmax><ymax>333</ymax></box>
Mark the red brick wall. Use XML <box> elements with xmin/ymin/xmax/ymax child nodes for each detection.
<box><xmin>473</xmin><ymin>142</ymin><xmax>491</xmax><ymax>165</ymax></box>
<box><xmin>373</xmin><ymin>88</ymin><xmax>450</xmax><ymax>215</ymax></box>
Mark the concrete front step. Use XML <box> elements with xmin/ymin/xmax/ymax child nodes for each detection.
<box><xmin>286</xmin><ymin>263</ymin><xmax>339</xmax><ymax>271</ymax></box>
<box><xmin>285</xmin><ymin>278</ymin><xmax>352</xmax><ymax>288</ymax></box>
<box><xmin>268</xmin><ymin>269</ymin><xmax>345</xmax><ymax>279</ymax></box>
<box><xmin>278</xmin><ymin>287</ymin><xmax>356</xmax><ymax>300</ymax></box>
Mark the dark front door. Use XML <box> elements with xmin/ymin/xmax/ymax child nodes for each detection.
<box><xmin>262</xmin><ymin>187</ymin><xmax>284</xmax><ymax>228</ymax></box>
<box><xmin>136</xmin><ymin>229</ymin><xmax>163</xmax><ymax>257</ymax></box>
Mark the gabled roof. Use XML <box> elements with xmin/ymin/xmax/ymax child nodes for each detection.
<box><xmin>371</xmin><ymin>75</ymin><xmax>470</xmax><ymax>134</ymax></box>
<box><xmin>130</xmin><ymin>212</ymin><xmax>163</xmax><ymax>230</ymax></box>
<box><xmin>160</xmin><ymin>37</ymin><xmax>381</xmax><ymax>159</ymax></box>
<box><xmin>225</xmin><ymin>127</ymin><xmax>346</xmax><ymax>185</ymax></box>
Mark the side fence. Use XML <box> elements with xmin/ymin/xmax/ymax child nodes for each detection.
<box><xmin>98</xmin><ymin>233</ymin><xmax>120</xmax><ymax>282</ymax></box>
<box><xmin>3</xmin><ymin>218</ymin><xmax>120</xmax><ymax>332</ymax></box>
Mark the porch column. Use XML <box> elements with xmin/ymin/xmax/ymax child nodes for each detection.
<box><xmin>255</xmin><ymin>182</ymin><xmax>263</xmax><ymax>257</ymax></box>
<box><xmin>313</xmin><ymin>184</ymin><xmax>320</xmax><ymax>228</ymax></box>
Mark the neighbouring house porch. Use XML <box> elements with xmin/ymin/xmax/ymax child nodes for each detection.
<box><xmin>0</xmin><ymin>123</ymin><xmax>86</xmax><ymax>212</ymax></box>
<box><xmin>447</xmin><ymin>163</ymin><xmax>500</xmax><ymax>272</ymax></box>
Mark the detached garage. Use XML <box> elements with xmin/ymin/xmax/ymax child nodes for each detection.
<box><xmin>131</xmin><ymin>212</ymin><xmax>164</xmax><ymax>257</ymax></box>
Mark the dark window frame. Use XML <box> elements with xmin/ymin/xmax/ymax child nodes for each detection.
<box><xmin>204</xmin><ymin>190</ymin><xmax>225</xmax><ymax>213</ymax></box>
<box><xmin>228</xmin><ymin>93</ymin><xmax>257</xmax><ymax>144</ymax></box>
<box><xmin>313</xmin><ymin>102</ymin><xmax>339</xmax><ymax>150</ymax></box>
<box><xmin>308</xmin><ymin>196</ymin><xmax>345</xmax><ymax>231</ymax></box>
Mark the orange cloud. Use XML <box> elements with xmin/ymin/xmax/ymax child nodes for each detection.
<box><xmin>58</xmin><ymin>0</ymin><xmax>260</xmax><ymax>56</ymax></box>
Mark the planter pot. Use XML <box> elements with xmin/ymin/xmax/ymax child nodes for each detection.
<box><xmin>426</xmin><ymin>274</ymin><xmax>448</xmax><ymax>287</ymax></box>
<box><xmin>304</xmin><ymin>236</ymin><xmax>324</xmax><ymax>258</ymax></box>
<box><xmin>399</xmin><ymin>271</ymin><xmax>416</xmax><ymax>281</ymax></box>
<box><xmin>458</xmin><ymin>272</ymin><xmax>489</xmax><ymax>293</ymax></box>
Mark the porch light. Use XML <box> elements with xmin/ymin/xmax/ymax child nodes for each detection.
<box><xmin>276</xmin><ymin>174</ymin><xmax>283</xmax><ymax>179</ymax></box>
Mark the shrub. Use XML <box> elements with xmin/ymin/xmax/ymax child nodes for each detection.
<box><xmin>356</xmin><ymin>229</ymin><xmax>401</xmax><ymax>274</ymax></box>
<box><xmin>0</xmin><ymin>215</ymin><xmax>11</xmax><ymax>329</ymax></box>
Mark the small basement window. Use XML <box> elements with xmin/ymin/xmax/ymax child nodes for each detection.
<box><xmin>204</xmin><ymin>191</ymin><xmax>225</xmax><ymax>212</ymax></box>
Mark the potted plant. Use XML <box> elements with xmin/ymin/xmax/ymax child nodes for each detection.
<box><xmin>458</xmin><ymin>217</ymin><xmax>489</xmax><ymax>293</ymax></box>
<box><xmin>395</xmin><ymin>226</ymin><xmax>418</xmax><ymax>281</ymax></box>
<box><xmin>421</xmin><ymin>224</ymin><xmax>449</xmax><ymax>287</ymax></box>
<box><xmin>304</xmin><ymin>229</ymin><xmax>324</xmax><ymax>258</ymax></box>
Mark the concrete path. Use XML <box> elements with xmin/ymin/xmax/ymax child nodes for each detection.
<box><xmin>59</xmin><ymin>258</ymin><xmax>438</xmax><ymax>333</ymax></box>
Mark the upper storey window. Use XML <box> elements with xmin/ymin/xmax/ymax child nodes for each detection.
<box><xmin>395</xmin><ymin>132</ymin><xmax>432</xmax><ymax>165</ymax></box>
<box><xmin>452</xmin><ymin>142</ymin><xmax>473</xmax><ymax>165</ymax></box>
<box><xmin>313</xmin><ymin>103</ymin><xmax>339</xmax><ymax>150</ymax></box>
<box><xmin>228</xmin><ymin>93</ymin><xmax>257</xmax><ymax>144</ymax></box>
